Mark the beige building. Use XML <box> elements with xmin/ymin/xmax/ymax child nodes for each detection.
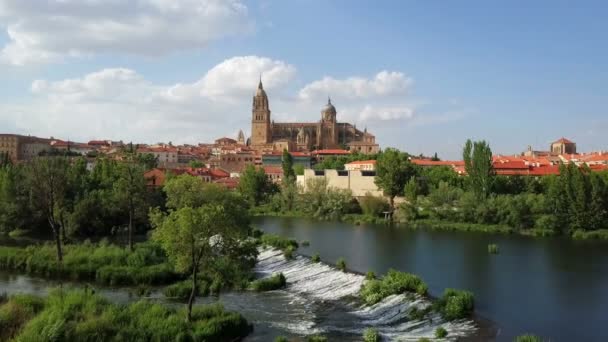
<box><xmin>0</xmin><ymin>134</ymin><xmax>51</xmax><ymax>161</ymax></box>
<box><xmin>551</xmin><ymin>137</ymin><xmax>576</xmax><ymax>155</ymax></box>
<box><xmin>345</xmin><ymin>160</ymin><xmax>377</xmax><ymax>171</ymax></box>
<box><xmin>297</xmin><ymin>169</ymin><xmax>382</xmax><ymax>197</ymax></box>
<box><xmin>137</xmin><ymin>147</ymin><xmax>178</xmax><ymax>165</ymax></box>
<box><xmin>249</xmin><ymin>80</ymin><xmax>379</xmax><ymax>153</ymax></box>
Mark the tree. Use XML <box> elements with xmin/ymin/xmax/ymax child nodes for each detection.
<box><xmin>114</xmin><ymin>160</ymin><xmax>146</xmax><ymax>251</ymax></box>
<box><xmin>404</xmin><ymin>176</ymin><xmax>420</xmax><ymax>202</ymax></box>
<box><xmin>136</xmin><ymin>153</ymin><xmax>158</xmax><ymax>170</ymax></box>
<box><xmin>0</xmin><ymin>152</ymin><xmax>12</xmax><ymax>168</ymax></box>
<box><xmin>375</xmin><ymin>148</ymin><xmax>417</xmax><ymax>213</ymax></box>
<box><xmin>189</xmin><ymin>160</ymin><xmax>204</xmax><ymax>168</ymax></box>
<box><xmin>238</xmin><ymin>165</ymin><xmax>272</xmax><ymax>205</ymax></box>
<box><xmin>151</xmin><ymin>176</ymin><xmax>252</xmax><ymax>321</ymax></box>
<box><xmin>281</xmin><ymin>150</ymin><xmax>296</xmax><ymax>183</ymax></box>
<box><xmin>26</xmin><ymin>157</ymin><xmax>70</xmax><ymax>263</ymax></box>
<box><xmin>462</xmin><ymin>139</ymin><xmax>494</xmax><ymax>199</ymax></box>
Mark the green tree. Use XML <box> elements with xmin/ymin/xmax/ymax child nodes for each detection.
<box><xmin>404</xmin><ymin>176</ymin><xmax>420</xmax><ymax>202</ymax></box>
<box><xmin>238</xmin><ymin>165</ymin><xmax>272</xmax><ymax>205</ymax></box>
<box><xmin>463</xmin><ymin>139</ymin><xmax>494</xmax><ymax>199</ymax></box>
<box><xmin>114</xmin><ymin>160</ymin><xmax>147</xmax><ymax>251</ymax></box>
<box><xmin>188</xmin><ymin>160</ymin><xmax>204</xmax><ymax>168</ymax></box>
<box><xmin>282</xmin><ymin>150</ymin><xmax>296</xmax><ymax>183</ymax></box>
<box><xmin>293</xmin><ymin>164</ymin><xmax>305</xmax><ymax>176</ymax></box>
<box><xmin>26</xmin><ymin>157</ymin><xmax>70</xmax><ymax>263</ymax></box>
<box><xmin>375</xmin><ymin>148</ymin><xmax>417</xmax><ymax>212</ymax></box>
<box><xmin>136</xmin><ymin>153</ymin><xmax>159</xmax><ymax>170</ymax></box>
<box><xmin>151</xmin><ymin>176</ymin><xmax>252</xmax><ymax>321</ymax></box>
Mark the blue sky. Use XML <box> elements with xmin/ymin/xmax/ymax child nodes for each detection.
<box><xmin>0</xmin><ymin>0</ymin><xmax>607</xmax><ymax>159</ymax></box>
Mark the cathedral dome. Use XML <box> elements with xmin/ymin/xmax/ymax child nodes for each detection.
<box><xmin>323</xmin><ymin>98</ymin><xmax>336</xmax><ymax>115</ymax></box>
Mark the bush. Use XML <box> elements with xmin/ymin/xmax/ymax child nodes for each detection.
<box><xmin>301</xmin><ymin>240</ymin><xmax>310</xmax><ymax>247</ymax></box>
<box><xmin>359</xmin><ymin>194</ymin><xmax>389</xmax><ymax>217</ymax></box>
<box><xmin>435</xmin><ymin>326</ymin><xmax>448</xmax><ymax>338</ymax></box>
<box><xmin>250</xmin><ymin>273</ymin><xmax>287</xmax><ymax>292</ymax></box>
<box><xmin>10</xmin><ymin>289</ymin><xmax>252</xmax><ymax>341</ymax></box>
<box><xmin>274</xmin><ymin>336</ymin><xmax>289</xmax><ymax>342</ymax></box>
<box><xmin>365</xmin><ymin>271</ymin><xmax>376</xmax><ymax>280</ymax></box>
<box><xmin>261</xmin><ymin>234</ymin><xmax>299</xmax><ymax>250</ymax></box>
<box><xmin>311</xmin><ymin>253</ymin><xmax>321</xmax><ymax>263</ymax></box>
<box><xmin>360</xmin><ymin>269</ymin><xmax>427</xmax><ymax>305</ymax></box>
<box><xmin>488</xmin><ymin>243</ymin><xmax>499</xmax><ymax>254</ymax></box>
<box><xmin>363</xmin><ymin>327</ymin><xmax>380</xmax><ymax>342</ymax></box>
<box><xmin>283</xmin><ymin>246</ymin><xmax>295</xmax><ymax>260</ymax></box>
<box><xmin>164</xmin><ymin>280</ymin><xmax>210</xmax><ymax>300</ymax></box>
<box><xmin>336</xmin><ymin>257</ymin><xmax>347</xmax><ymax>272</ymax></box>
<box><xmin>0</xmin><ymin>294</ymin><xmax>45</xmax><ymax>340</ymax></box>
<box><xmin>515</xmin><ymin>334</ymin><xmax>543</xmax><ymax>342</ymax></box>
<box><xmin>435</xmin><ymin>289</ymin><xmax>475</xmax><ymax>320</ymax></box>
<box><xmin>307</xmin><ymin>335</ymin><xmax>328</xmax><ymax>342</ymax></box>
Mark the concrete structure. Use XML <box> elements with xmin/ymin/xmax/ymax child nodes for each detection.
<box><xmin>0</xmin><ymin>134</ymin><xmax>51</xmax><ymax>161</ymax></box>
<box><xmin>345</xmin><ymin>160</ymin><xmax>377</xmax><ymax>171</ymax></box>
<box><xmin>551</xmin><ymin>137</ymin><xmax>576</xmax><ymax>155</ymax></box>
<box><xmin>137</xmin><ymin>147</ymin><xmax>178</xmax><ymax>165</ymax></box>
<box><xmin>297</xmin><ymin>169</ymin><xmax>382</xmax><ymax>197</ymax></box>
<box><xmin>249</xmin><ymin>79</ymin><xmax>379</xmax><ymax>153</ymax></box>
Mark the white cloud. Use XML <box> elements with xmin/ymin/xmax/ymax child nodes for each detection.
<box><xmin>298</xmin><ymin>71</ymin><xmax>412</xmax><ymax>101</ymax></box>
<box><xmin>0</xmin><ymin>0</ymin><xmax>253</xmax><ymax>65</ymax></box>
<box><xmin>1</xmin><ymin>57</ymin><xmax>458</xmax><ymax>147</ymax></box>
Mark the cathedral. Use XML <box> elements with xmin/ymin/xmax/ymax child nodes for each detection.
<box><xmin>249</xmin><ymin>79</ymin><xmax>379</xmax><ymax>154</ymax></box>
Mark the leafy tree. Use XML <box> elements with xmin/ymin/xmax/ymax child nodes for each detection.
<box><xmin>238</xmin><ymin>165</ymin><xmax>272</xmax><ymax>205</ymax></box>
<box><xmin>281</xmin><ymin>150</ymin><xmax>296</xmax><ymax>183</ymax></box>
<box><xmin>26</xmin><ymin>157</ymin><xmax>70</xmax><ymax>262</ymax></box>
<box><xmin>0</xmin><ymin>152</ymin><xmax>12</xmax><ymax>168</ymax></box>
<box><xmin>463</xmin><ymin>139</ymin><xmax>494</xmax><ymax>199</ymax></box>
<box><xmin>136</xmin><ymin>153</ymin><xmax>158</xmax><ymax>170</ymax></box>
<box><xmin>293</xmin><ymin>164</ymin><xmax>305</xmax><ymax>176</ymax></box>
<box><xmin>151</xmin><ymin>176</ymin><xmax>253</xmax><ymax>321</ymax></box>
<box><xmin>163</xmin><ymin>174</ymin><xmax>209</xmax><ymax>209</ymax></box>
<box><xmin>431</xmin><ymin>152</ymin><xmax>440</xmax><ymax>161</ymax></box>
<box><xmin>404</xmin><ymin>176</ymin><xmax>420</xmax><ymax>202</ymax></box>
<box><xmin>375</xmin><ymin>148</ymin><xmax>417</xmax><ymax>212</ymax></box>
<box><xmin>114</xmin><ymin>160</ymin><xmax>147</xmax><ymax>251</ymax></box>
<box><xmin>420</xmin><ymin>165</ymin><xmax>461</xmax><ymax>189</ymax></box>
<box><xmin>188</xmin><ymin>160</ymin><xmax>204</xmax><ymax>168</ymax></box>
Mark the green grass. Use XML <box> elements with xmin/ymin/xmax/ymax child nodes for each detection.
<box><xmin>260</xmin><ymin>233</ymin><xmax>299</xmax><ymax>251</ymax></box>
<box><xmin>311</xmin><ymin>253</ymin><xmax>321</xmax><ymax>263</ymax></box>
<box><xmin>0</xmin><ymin>242</ymin><xmax>180</xmax><ymax>286</ymax></box>
<box><xmin>363</xmin><ymin>327</ymin><xmax>380</xmax><ymax>342</ymax></box>
<box><xmin>7</xmin><ymin>229</ymin><xmax>31</xmax><ymax>238</ymax></box>
<box><xmin>274</xmin><ymin>336</ymin><xmax>289</xmax><ymax>342</ymax></box>
<box><xmin>410</xmin><ymin>219</ymin><xmax>514</xmax><ymax>234</ymax></box>
<box><xmin>336</xmin><ymin>257</ymin><xmax>347</xmax><ymax>272</ymax></box>
<box><xmin>488</xmin><ymin>243</ymin><xmax>499</xmax><ymax>254</ymax></box>
<box><xmin>435</xmin><ymin>326</ymin><xmax>448</xmax><ymax>338</ymax></box>
<box><xmin>2</xmin><ymin>289</ymin><xmax>252</xmax><ymax>341</ymax></box>
<box><xmin>365</xmin><ymin>271</ymin><xmax>376</xmax><ymax>280</ymax></box>
<box><xmin>249</xmin><ymin>273</ymin><xmax>287</xmax><ymax>292</ymax></box>
<box><xmin>163</xmin><ymin>279</ymin><xmax>210</xmax><ymax>300</ymax></box>
<box><xmin>307</xmin><ymin>335</ymin><xmax>328</xmax><ymax>342</ymax></box>
<box><xmin>433</xmin><ymin>288</ymin><xmax>475</xmax><ymax>320</ymax></box>
<box><xmin>360</xmin><ymin>269</ymin><xmax>428</xmax><ymax>305</ymax></box>
<box><xmin>514</xmin><ymin>334</ymin><xmax>543</xmax><ymax>342</ymax></box>
<box><xmin>572</xmin><ymin>229</ymin><xmax>608</xmax><ymax>240</ymax></box>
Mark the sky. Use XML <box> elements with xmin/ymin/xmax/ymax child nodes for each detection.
<box><xmin>0</xmin><ymin>0</ymin><xmax>607</xmax><ymax>159</ymax></box>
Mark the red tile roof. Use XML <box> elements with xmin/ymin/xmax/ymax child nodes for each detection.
<box><xmin>492</xmin><ymin>160</ymin><xmax>529</xmax><ymax>169</ymax></box>
<box><xmin>345</xmin><ymin>160</ymin><xmax>377</xmax><ymax>165</ymax></box>
<box><xmin>411</xmin><ymin>159</ymin><xmax>465</xmax><ymax>167</ymax></box>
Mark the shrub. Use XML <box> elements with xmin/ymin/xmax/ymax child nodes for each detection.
<box><xmin>164</xmin><ymin>280</ymin><xmax>210</xmax><ymax>300</ymax></box>
<box><xmin>336</xmin><ymin>257</ymin><xmax>347</xmax><ymax>272</ymax></box>
<box><xmin>261</xmin><ymin>234</ymin><xmax>299</xmax><ymax>250</ymax></box>
<box><xmin>435</xmin><ymin>326</ymin><xmax>448</xmax><ymax>338</ymax></box>
<box><xmin>274</xmin><ymin>336</ymin><xmax>289</xmax><ymax>342</ymax></box>
<box><xmin>301</xmin><ymin>240</ymin><xmax>310</xmax><ymax>247</ymax></box>
<box><xmin>435</xmin><ymin>289</ymin><xmax>475</xmax><ymax>320</ymax></box>
<box><xmin>359</xmin><ymin>193</ymin><xmax>389</xmax><ymax>217</ymax></box>
<box><xmin>515</xmin><ymin>334</ymin><xmax>543</xmax><ymax>342</ymax></box>
<box><xmin>311</xmin><ymin>253</ymin><xmax>321</xmax><ymax>263</ymax></box>
<box><xmin>250</xmin><ymin>273</ymin><xmax>287</xmax><ymax>292</ymax></box>
<box><xmin>363</xmin><ymin>327</ymin><xmax>380</xmax><ymax>342</ymax></box>
<box><xmin>283</xmin><ymin>246</ymin><xmax>295</xmax><ymax>260</ymax></box>
<box><xmin>307</xmin><ymin>335</ymin><xmax>328</xmax><ymax>342</ymax></box>
<box><xmin>365</xmin><ymin>271</ymin><xmax>376</xmax><ymax>280</ymax></box>
<box><xmin>360</xmin><ymin>269</ymin><xmax>427</xmax><ymax>305</ymax></box>
<box><xmin>0</xmin><ymin>294</ymin><xmax>45</xmax><ymax>341</ymax></box>
<box><xmin>488</xmin><ymin>243</ymin><xmax>499</xmax><ymax>254</ymax></box>
<box><xmin>407</xmin><ymin>306</ymin><xmax>431</xmax><ymax>321</ymax></box>
<box><xmin>417</xmin><ymin>338</ymin><xmax>431</xmax><ymax>342</ymax></box>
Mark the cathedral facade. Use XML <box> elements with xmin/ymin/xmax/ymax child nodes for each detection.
<box><xmin>249</xmin><ymin>80</ymin><xmax>379</xmax><ymax>154</ymax></box>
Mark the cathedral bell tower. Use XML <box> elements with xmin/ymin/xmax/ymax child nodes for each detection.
<box><xmin>251</xmin><ymin>78</ymin><xmax>271</xmax><ymax>146</ymax></box>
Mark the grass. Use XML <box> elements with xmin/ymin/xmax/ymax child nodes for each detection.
<box><xmin>260</xmin><ymin>233</ymin><xmax>299</xmax><ymax>251</ymax></box>
<box><xmin>274</xmin><ymin>336</ymin><xmax>289</xmax><ymax>342</ymax></box>
<box><xmin>301</xmin><ymin>240</ymin><xmax>310</xmax><ymax>247</ymax></box>
<box><xmin>307</xmin><ymin>336</ymin><xmax>328</xmax><ymax>342</ymax></box>
<box><xmin>363</xmin><ymin>327</ymin><xmax>380</xmax><ymax>342</ymax></box>
<box><xmin>572</xmin><ymin>229</ymin><xmax>608</xmax><ymax>240</ymax></box>
<box><xmin>249</xmin><ymin>273</ymin><xmax>287</xmax><ymax>292</ymax></box>
<box><xmin>410</xmin><ymin>219</ymin><xmax>514</xmax><ymax>234</ymax></box>
<box><xmin>515</xmin><ymin>334</ymin><xmax>543</xmax><ymax>342</ymax></box>
<box><xmin>7</xmin><ymin>229</ymin><xmax>31</xmax><ymax>238</ymax></box>
<box><xmin>336</xmin><ymin>257</ymin><xmax>347</xmax><ymax>272</ymax></box>
<box><xmin>360</xmin><ymin>269</ymin><xmax>428</xmax><ymax>305</ymax></box>
<box><xmin>0</xmin><ymin>241</ymin><xmax>180</xmax><ymax>286</ymax></box>
<box><xmin>435</xmin><ymin>326</ymin><xmax>448</xmax><ymax>338</ymax></box>
<box><xmin>365</xmin><ymin>271</ymin><xmax>376</xmax><ymax>280</ymax></box>
<box><xmin>163</xmin><ymin>279</ymin><xmax>210</xmax><ymax>300</ymax></box>
<box><xmin>433</xmin><ymin>288</ymin><xmax>475</xmax><ymax>321</ymax></box>
<box><xmin>1</xmin><ymin>289</ymin><xmax>252</xmax><ymax>341</ymax></box>
<box><xmin>311</xmin><ymin>253</ymin><xmax>320</xmax><ymax>263</ymax></box>
<box><xmin>488</xmin><ymin>243</ymin><xmax>499</xmax><ymax>254</ymax></box>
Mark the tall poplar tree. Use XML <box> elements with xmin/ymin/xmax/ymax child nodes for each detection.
<box><xmin>462</xmin><ymin>139</ymin><xmax>494</xmax><ymax>199</ymax></box>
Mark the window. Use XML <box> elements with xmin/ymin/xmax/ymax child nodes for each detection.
<box><xmin>314</xmin><ymin>170</ymin><xmax>325</xmax><ymax>176</ymax></box>
<box><xmin>337</xmin><ymin>170</ymin><xmax>348</xmax><ymax>176</ymax></box>
<box><xmin>361</xmin><ymin>171</ymin><xmax>375</xmax><ymax>177</ymax></box>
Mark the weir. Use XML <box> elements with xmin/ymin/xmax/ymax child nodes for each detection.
<box><xmin>255</xmin><ymin>248</ymin><xmax>477</xmax><ymax>341</ymax></box>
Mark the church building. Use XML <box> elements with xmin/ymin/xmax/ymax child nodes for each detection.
<box><xmin>248</xmin><ymin>79</ymin><xmax>379</xmax><ymax>154</ymax></box>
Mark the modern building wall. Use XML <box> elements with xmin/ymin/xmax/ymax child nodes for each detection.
<box><xmin>297</xmin><ymin>169</ymin><xmax>383</xmax><ymax>197</ymax></box>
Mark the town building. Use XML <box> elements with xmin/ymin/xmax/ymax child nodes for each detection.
<box><xmin>248</xmin><ymin>80</ymin><xmax>379</xmax><ymax>154</ymax></box>
<box><xmin>297</xmin><ymin>169</ymin><xmax>382</xmax><ymax>197</ymax></box>
<box><xmin>0</xmin><ymin>134</ymin><xmax>51</xmax><ymax>161</ymax></box>
<box><xmin>344</xmin><ymin>160</ymin><xmax>377</xmax><ymax>171</ymax></box>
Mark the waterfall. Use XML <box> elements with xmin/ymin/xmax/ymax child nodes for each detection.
<box><xmin>255</xmin><ymin>248</ymin><xmax>477</xmax><ymax>341</ymax></box>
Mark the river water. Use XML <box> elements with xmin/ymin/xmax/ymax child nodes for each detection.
<box><xmin>254</xmin><ymin>216</ymin><xmax>608</xmax><ymax>341</ymax></box>
<box><xmin>2</xmin><ymin>217</ymin><xmax>607</xmax><ymax>341</ymax></box>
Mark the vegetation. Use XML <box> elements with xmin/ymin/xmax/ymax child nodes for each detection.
<box><xmin>311</xmin><ymin>253</ymin><xmax>321</xmax><ymax>263</ymax></box>
<box><xmin>260</xmin><ymin>233</ymin><xmax>299</xmax><ymax>251</ymax></box>
<box><xmin>249</xmin><ymin>273</ymin><xmax>287</xmax><ymax>292</ymax></box>
<box><xmin>434</xmin><ymin>288</ymin><xmax>475</xmax><ymax>321</ymax></box>
<box><xmin>151</xmin><ymin>175</ymin><xmax>256</xmax><ymax>321</ymax></box>
<box><xmin>0</xmin><ymin>241</ymin><xmax>178</xmax><ymax>285</ymax></box>
<box><xmin>164</xmin><ymin>279</ymin><xmax>210</xmax><ymax>300</ymax></box>
<box><xmin>365</xmin><ymin>271</ymin><xmax>376</xmax><ymax>280</ymax></box>
<box><xmin>307</xmin><ymin>335</ymin><xmax>328</xmax><ymax>342</ymax></box>
<box><xmin>336</xmin><ymin>257</ymin><xmax>347</xmax><ymax>272</ymax></box>
<box><xmin>463</xmin><ymin>139</ymin><xmax>494</xmax><ymax>199</ymax></box>
<box><xmin>514</xmin><ymin>334</ymin><xmax>543</xmax><ymax>342</ymax></box>
<box><xmin>0</xmin><ymin>289</ymin><xmax>251</xmax><ymax>341</ymax></box>
<box><xmin>238</xmin><ymin>164</ymin><xmax>277</xmax><ymax>205</ymax></box>
<box><xmin>360</xmin><ymin>269</ymin><xmax>427</xmax><ymax>305</ymax></box>
<box><xmin>375</xmin><ymin>148</ymin><xmax>417</xmax><ymax>212</ymax></box>
<box><xmin>488</xmin><ymin>243</ymin><xmax>499</xmax><ymax>254</ymax></box>
<box><xmin>274</xmin><ymin>336</ymin><xmax>289</xmax><ymax>342</ymax></box>
<box><xmin>435</xmin><ymin>327</ymin><xmax>448</xmax><ymax>338</ymax></box>
<box><xmin>363</xmin><ymin>327</ymin><xmax>381</xmax><ymax>342</ymax></box>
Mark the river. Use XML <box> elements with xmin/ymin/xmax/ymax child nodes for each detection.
<box><xmin>255</xmin><ymin>216</ymin><xmax>608</xmax><ymax>341</ymax></box>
